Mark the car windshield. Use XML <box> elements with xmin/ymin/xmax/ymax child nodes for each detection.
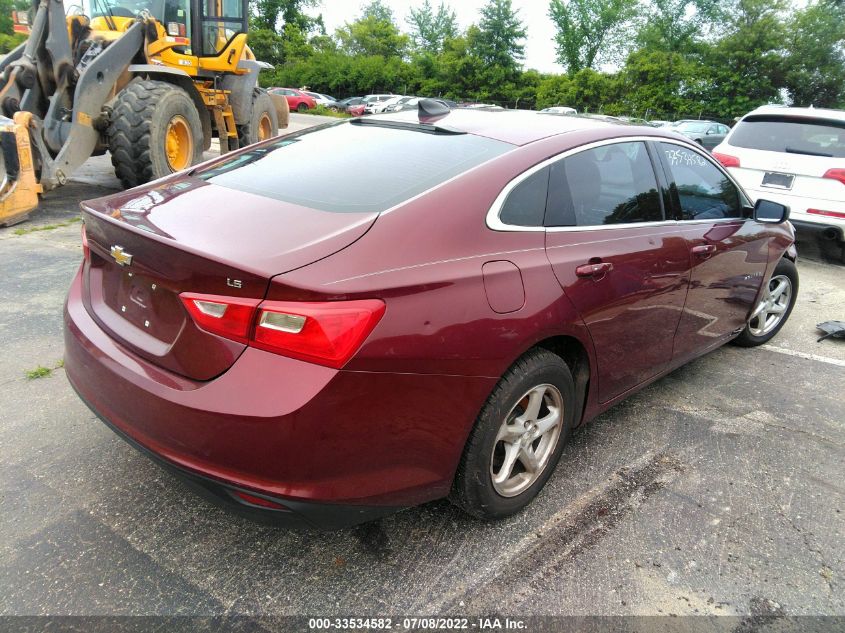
<box><xmin>195</xmin><ymin>122</ymin><xmax>512</xmax><ymax>213</ymax></box>
<box><xmin>728</xmin><ymin>115</ymin><xmax>845</xmax><ymax>158</ymax></box>
<box><xmin>675</xmin><ymin>122</ymin><xmax>710</xmax><ymax>133</ymax></box>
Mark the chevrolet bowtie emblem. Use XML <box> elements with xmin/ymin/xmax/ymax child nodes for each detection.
<box><xmin>110</xmin><ymin>245</ymin><xmax>133</xmax><ymax>267</ymax></box>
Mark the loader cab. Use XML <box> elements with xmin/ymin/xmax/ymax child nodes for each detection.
<box><xmin>81</xmin><ymin>0</ymin><xmax>248</xmax><ymax>57</ymax></box>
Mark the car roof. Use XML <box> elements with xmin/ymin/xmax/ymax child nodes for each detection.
<box><xmin>372</xmin><ymin>108</ymin><xmax>678</xmax><ymax>146</ymax></box>
<box><xmin>746</xmin><ymin>105</ymin><xmax>845</xmax><ymax>122</ymax></box>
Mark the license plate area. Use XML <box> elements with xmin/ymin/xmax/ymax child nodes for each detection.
<box><xmin>103</xmin><ymin>265</ymin><xmax>183</xmax><ymax>341</ymax></box>
<box><xmin>761</xmin><ymin>172</ymin><xmax>795</xmax><ymax>190</ymax></box>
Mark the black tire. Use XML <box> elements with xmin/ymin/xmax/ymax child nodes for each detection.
<box><xmin>109</xmin><ymin>79</ymin><xmax>203</xmax><ymax>189</ymax></box>
<box><xmin>450</xmin><ymin>348</ymin><xmax>576</xmax><ymax>520</ymax></box>
<box><xmin>296</xmin><ymin>102</ymin><xmax>308</xmax><ymax>112</ymax></box>
<box><xmin>733</xmin><ymin>258</ymin><xmax>799</xmax><ymax>347</ymax></box>
<box><xmin>237</xmin><ymin>88</ymin><xmax>278</xmax><ymax>149</ymax></box>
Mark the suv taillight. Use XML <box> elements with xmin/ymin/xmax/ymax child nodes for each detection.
<box><xmin>823</xmin><ymin>168</ymin><xmax>845</xmax><ymax>186</ymax></box>
<box><xmin>179</xmin><ymin>293</ymin><xmax>385</xmax><ymax>369</ymax></box>
<box><xmin>713</xmin><ymin>152</ymin><xmax>740</xmax><ymax>168</ymax></box>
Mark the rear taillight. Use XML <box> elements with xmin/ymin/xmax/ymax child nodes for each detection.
<box><xmin>713</xmin><ymin>152</ymin><xmax>740</xmax><ymax>168</ymax></box>
<box><xmin>180</xmin><ymin>293</ymin><xmax>261</xmax><ymax>344</ymax></box>
<box><xmin>81</xmin><ymin>224</ymin><xmax>90</xmax><ymax>261</ymax></box>
<box><xmin>822</xmin><ymin>168</ymin><xmax>845</xmax><ymax>186</ymax></box>
<box><xmin>179</xmin><ymin>293</ymin><xmax>385</xmax><ymax>368</ymax></box>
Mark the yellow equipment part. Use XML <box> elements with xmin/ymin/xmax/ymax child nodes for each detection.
<box><xmin>0</xmin><ymin>112</ymin><xmax>43</xmax><ymax>227</ymax></box>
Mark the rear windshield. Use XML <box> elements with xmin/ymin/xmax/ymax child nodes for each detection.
<box><xmin>195</xmin><ymin>122</ymin><xmax>512</xmax><ymax>212</ymax></box>
<box><xmin>728</xmin><ymin>115</ymin><xmax>845</xmax><ymax>158</ymax></box>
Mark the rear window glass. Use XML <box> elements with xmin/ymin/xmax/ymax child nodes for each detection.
<box><xmin>728</xmin><ymin>116</ymin><xmax>845</xmax><ymax>158</ymax></box>
<box><xmin>195</xmin><ymin>122</ymin><xmax>512</xmax><ymax>212</ymax></box>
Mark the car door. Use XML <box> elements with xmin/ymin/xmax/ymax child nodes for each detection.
<box><xmin>544</xmin><ymin>140</ymin><xmax>691</xmax><ymax>403</ymax></box>
<box><xmin>655</xmin><ymin>141</ymin><xmax>770</xmax><ymax>363</ymax></box>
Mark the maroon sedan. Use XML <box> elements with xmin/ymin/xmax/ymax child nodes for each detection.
<box><xmin>64</xmin><ymin>102</ymin><xmax>798</xmax><ymax>528</ymax></box>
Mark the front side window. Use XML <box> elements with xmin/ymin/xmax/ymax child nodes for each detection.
<box><xmin>660</xmin><ymin>143</ymin><xmax>742</xmax><ymax>220</ymax></box>
<box><xmin>546</xmin><ymin>141</ymin><xmax>663</xmax><ymax>227</ymax></box>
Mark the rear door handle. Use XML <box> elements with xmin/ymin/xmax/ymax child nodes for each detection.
<box><xmin>575</xmin><ymin>262</ymin><xmax>613</xmax><ymax>278</ymax></box>
<box><xmin>691</xmin><ymin>244</ymin><xmax>716</xmax><ymax>257</ymax></box>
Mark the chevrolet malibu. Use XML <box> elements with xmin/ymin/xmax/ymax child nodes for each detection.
<box><xmin>64</xmin><ymin>102</ymin><xmax>799</xmax><ymax>528</ymax></box>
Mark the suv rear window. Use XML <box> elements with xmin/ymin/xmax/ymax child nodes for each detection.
<box><xmin>728</xmin><ymin>115</ymin><xmax>845</xmax><ymax>158</ymax></box>
<box><xmin>196</xmin><ymin>122</ymin><xmax>512</xmax><ymax>213</ymax></box>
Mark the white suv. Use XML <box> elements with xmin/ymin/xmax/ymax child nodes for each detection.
<box><xmin>712</xmin><ymin>106</ymin><xmax>845</xmax><ymax>244</ymax></box>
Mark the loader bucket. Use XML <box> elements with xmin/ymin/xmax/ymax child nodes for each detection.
<box><xmin>0</xmin><ymin>111</ymin><xmax>42</xmax><ymax>227</ymax></box>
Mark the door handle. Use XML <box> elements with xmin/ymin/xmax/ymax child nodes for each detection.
<box><xmin>575</xmin><ymin>262</ymin><xmax>613</xmax><ymax>278</ymax></box>
<box><xmin>691</xmin><ymin>244</ymin><xmax>716</xmax><ymax>258</ymax></box>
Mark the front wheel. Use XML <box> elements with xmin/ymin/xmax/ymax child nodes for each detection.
<box><xmin>109</xmin><ymin>80</ymin><xmax>203</xmax><ymax>188</ymax></box>
<box><xmin>733</xmin><ymin>258</ymin><xmax>798</xmax><ymax>347</ymax></box>
<box><xmin>450</xmin><ymin>349</ymin><xmax>575</xmax><ymax>520</ymax></box>
<box><xmin>296</xmin><ymin>102</ymin><xmax>308</xmax><ymax>112</ymax></box>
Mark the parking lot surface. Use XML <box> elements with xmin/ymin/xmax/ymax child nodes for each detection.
<box><xmin>1</xmin><ymin>113</ymin><xmax>843</xmax><ymax>620</ymax></box>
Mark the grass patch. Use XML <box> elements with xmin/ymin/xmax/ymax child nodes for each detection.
<box><xmin>25</xmin><ymin>365</ymin><xmax>53</xmax><ymax>380</ymax></box>
<box><xmin>24</xmin><ymin>359</ymin><xmax>65</xmax><ymax>380</ymax></box>
<box><xmin>13</xmin><ymin>216</ymin><xmax>82</xmax><ymax>236</ymax></box>
<box><xmin>302</xmin><ymin>105</ymin><xmax>351</xmax><ymax>119</ymax></box>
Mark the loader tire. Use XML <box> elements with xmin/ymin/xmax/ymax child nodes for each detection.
<box><xmin>109</xmin><ymin>80</ymin><xmax>204</xmax><ymax>189</ymax></box>
<box><xmin>237</xmin><ymin>88</ymin><xmax>278</xmax><ymax>149</ymax></box>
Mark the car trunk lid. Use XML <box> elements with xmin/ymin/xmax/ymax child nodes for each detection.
<box><xmin>80</xmin><ymin>178</ymin><xmax>378</xmax><ymax>380</ymax></box>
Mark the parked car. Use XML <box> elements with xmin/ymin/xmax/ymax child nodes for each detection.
<box><xmin>383</xmin><ymin>96</ymin><xmax>418</xmax><ymax>112</ymax></box>
<box><xmin>268</xmin><ymin>88</ymin><xmax>316</xmax><ymax>112</ymax></box>
<box><xmin>392</xmin><ymin>97</ymin><xmax>453</xmax><ymax>112</ymax></box>
<box><xmin>359</xmin><ymin>94</ymin><xmax>395</xmax><ymax>115</ymax></box>
<box><xmin>366</xmin><ymin>95</ymin><xmax>407</xmax><ymax>114</ymax></box>
<box><xmin>712</xmin><ymin>105</ymin><xmax>845</xmax><ymax>247</ymax></box>
<box><xmin>540</xmin><ymin>106</ymin><xmax>577</xmax><ymax>115</ymax></box>
<box><xmin>339</xmin><ymin>96</ymin><xmax>365</xmax><ymax>111</ymax></box>
<box><xmin>65</xmin><ymin>103</ymin><xmax>797</xmax><ymax>529</ymax></box>
<box><xmin>671</xmin><ymin>120</ymin><xmax>730</xmax><ymax>150</ymax></box>
<box><xmin>347</xmin><ymin>103</ymin><xmax>366</xmax><ymax>117</ymax></box>
<box><xmin>649</xmin><ymin>120</ymin><xmax>672</xmax><ymax>127</ymax></box>
<box><xmin>303</xmin><ymin>91</ymin><xmax>343</xmax><ymax>112</ymax></box>
<box><xmin>618</xmin><ymin>116</ymin><xmax>650</xmax><ymax>126</ymax></box>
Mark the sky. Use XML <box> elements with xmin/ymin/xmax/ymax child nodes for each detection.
<box><xmin>309</xmin><ymin>0</ymin><xmax>564</xmax><ymax>74</ymax></box>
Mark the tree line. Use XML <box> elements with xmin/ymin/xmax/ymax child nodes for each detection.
<box><xmin>252</xmin><ymin>0</ymin><xmax>845</xmax><ymax>120</ymax></box>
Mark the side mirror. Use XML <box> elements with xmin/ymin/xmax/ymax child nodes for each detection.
<box><xmin>754</xmin><ymin>199</ymin><xmax>790</xmax><ymax>224</ymax></box>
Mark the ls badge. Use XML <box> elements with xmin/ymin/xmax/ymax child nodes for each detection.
<box><xmin>110</xmin><ymin>245</ymin><xmax>133</xmax><ymax>267</ymax></box>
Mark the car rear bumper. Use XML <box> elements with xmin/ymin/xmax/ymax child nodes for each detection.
<box><xmin>63</xmin><ymin>267</ymin><xmax>494</xmax><ymax>526</ymax></box>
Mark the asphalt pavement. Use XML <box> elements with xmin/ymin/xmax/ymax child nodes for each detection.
<box><xmin>0</xmin><ymin>113</ymin><xmax>843</xmax><ymax>624</ymax></box>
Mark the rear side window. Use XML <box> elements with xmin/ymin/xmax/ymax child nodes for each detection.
<box><xmin>196</xmin><ymin>122</ymin><xmax>512</xmax><ymax>213</ymax></box>
<box><xmin>728</xmin><ymin>116</ymin><xmax>845</xmax><ymax>158</ymax></box>
<box><xmin>546</xmin><ymin>141</ymin><xmax>663</xmax><ymax>227</ymax></box>
<box><xmin>499</xmin><ymin>167</ymin><xmax>549</xmax><ymax>227</ymax></box>
<box><xmin>660</xmin><ymin>143</ymin><xmax>742</xmax><ymax>220</ymax></box>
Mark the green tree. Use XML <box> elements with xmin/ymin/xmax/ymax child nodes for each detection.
<box><xmin>635</xmin><ymin>0</ymin><xmax>721</xmax><ymax>54</ymax></box>
<box><xmin>472</xmin><ymin>0</ymin><xmax>526</xmax><ymax>68</ymax></box>
<box><xmin>702</xmin><ymin>0</ymin><xmax>788</xmax><ymax>117</ymax></box>
<box><xmin>406</xmin><ymin>0</ymin><xmax>458</xmax><ymax>53</ymax></box>
<box><xmin>251</xmin><ymin>0</ymin><xmax>319</xmax><ymax>33</ymax></box>
<box><xmin>548</xmin><ymin>0</ymin><xmax>638</xmax><ymax>73</ymax></box>
<box><xmin>783</xmin><ymin>0</ymin><xmax>845</xmax><ymax>107</ymax></box>
<box><xmin>336</xmin><ymin>1</ymin><xmax>410</xmax><ymax>58</ymax></box>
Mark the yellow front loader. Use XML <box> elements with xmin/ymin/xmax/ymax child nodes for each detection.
<box><xmin>0</xmin><ymin>0</ymin><xmax>289</xmax><ymax>226</ymax></box>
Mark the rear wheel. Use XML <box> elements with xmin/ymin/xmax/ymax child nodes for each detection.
<box><xmin>450</xmin><ymin>349</ymin><xmax>575</xmax><ymax>519</ymax></box>
<box><xmin>733</xmin><ymin>258</ymin><xmax>798</xmax><ymax>347</ymax></box>
<box><xmin>237</xmin><ymin>88</ymin><xmax>278</xmax><ymax>148</ymax></box>
<box><xmin>109</xmin><ymin>80</ymin><xmax>203</xmax><ymax>188</ymax></box>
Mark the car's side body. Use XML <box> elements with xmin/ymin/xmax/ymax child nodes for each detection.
<box><xmin>63</xmin><ymin>110</ymin><xmax>794</xmax><ymax>528</ymax></box>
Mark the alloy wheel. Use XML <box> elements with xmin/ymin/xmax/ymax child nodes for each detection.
<box><xmin>490</xmin><ymin>384</ymin><xmax>564</xmax><ymax>498</ymax></box>
<box><xmin>748</xmin><ymin>274</ymin><xmax>792</xmax><ymax>337</ymax></box>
